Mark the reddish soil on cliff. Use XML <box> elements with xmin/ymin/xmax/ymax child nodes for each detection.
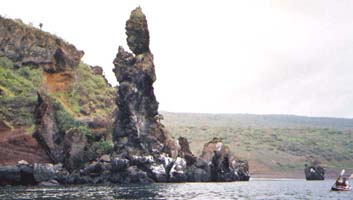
<box><xmin>0</xmin><ymin>129</ymin><xmax>51</xmax><ymax>165</ymax></box>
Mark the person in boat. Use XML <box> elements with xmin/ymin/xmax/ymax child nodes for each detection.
<box><xmin>335</xmin><ymin>176</ymin><xmax>349</xmax><ymax>187</ymax></box>
<box><xmin>343</xmin><ymin>177</ymin><xmax>349</xmax><ymax>187</ymax></box>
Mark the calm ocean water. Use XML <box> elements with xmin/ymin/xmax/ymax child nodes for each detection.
<box><xmin>0</xmin><ymin>179</ymin><xmax>351</xmax><ymax>200</ymax></box>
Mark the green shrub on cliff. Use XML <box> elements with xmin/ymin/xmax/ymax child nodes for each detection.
<box><xmin>97</xmin><ymin>140</ymin><xmax>113</xmax><ymax>154</ymax></box>
<box><xmin>52</xmin><ymin>98</ymin><xmax>96</xmax><ymax>143</ymax></box>
<box><xmin>0</xmin><ymin>59</ymin><xmax>43</xmax><ymax>127</ymax></box>
<box><xmin>0</xmin><ymin>57</ymin><xmax>14</xmax><ymax>69</ymax></box>
<box><xmin>52</xmin><ymin>62</ymin><xmax>117</xmax><ymax>118</ymax></box>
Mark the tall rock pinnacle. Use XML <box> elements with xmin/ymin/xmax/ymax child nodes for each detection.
<box><xmin>113</xmin><ymin>7</ymin><xmax>177</xmax><ymax>157</ymax></box>
<box><xmin>111</xmin><ymin>7</ymin><xmax>249</xmax><ymax>183</ymax></box>
<box><xmin>126</xmin><ymin>7</ymin><xmax>150</xmax><ymax>55</ymax></box>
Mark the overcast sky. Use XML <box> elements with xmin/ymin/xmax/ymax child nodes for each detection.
<box><xmin>2</xmin><ymin>0</ymin><xmax>353</xmax><ymax>118</ymax></box>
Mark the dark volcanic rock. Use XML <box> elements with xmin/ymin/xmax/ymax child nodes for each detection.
<box><xmin>33</xmin><ymin>92</ymin><xmax>63</xmax><ymax>163</ymax></box>
<box><xmin>112</xmin><ymin>7</ymin><xmax>178</xmax><ymax>158</ymax></box>
<box><xmin>33</xmin><ymin>163</ymin><xmax>56</xmax><ymax>182</ymax></box>
<box><xmin>17</xmin><ymin>162</ymin><xmax>36</xmax><ymax>185</ymax></box>
<box><xmin>91</xmin><ymin>65</ymin><xmax>103</xmax><ymax>75</ymax></box>
<box><xmin>110</xmin><ymin>7</ymin><xmax>250</xmax><ymax>184</ymax></box>
<box><xmin>305</xmin><ymin>163</ymin><xmax>325</xmax><ymax>180</ymax></box>
<box><xmin>33</xmin><ymin>92</ymin><xmax>91</xmax><ymax>171</ymax></box>
<box><xmin>111</xmin><ymin>7</ymin><xmax>183</xmax><ymax>183</ymax></box>
<box><xmin>0</xmin><ymin>166</ymin><xmax>21</xmax><ymax>186</ymax></box>
<box><xmin>126</xmin><ymin>7</ymin><xmax>150</xmax><ymax>55</ymax></box>
<box><xmin>178</xmin><ymin>137</ymin><xmax>197</xmax><ymax>166</ymax></box>
<box><xmin>201</xmin><ymin>137</ymin><xmax>250</xmax><ymax>181</ymax></box>
<box><xmin>63</xmin><ymin>128</ymin><xmax>89</xmax><ymax>172</ymax></box>
<box><xmin>0</xmin><ymin>16</ymin><xmax>83</xmax><ymax>72</ymax></box>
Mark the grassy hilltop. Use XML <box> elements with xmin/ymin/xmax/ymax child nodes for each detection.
<box><xmin>162</xmin><ymin>112</ymin><xmax>353</xmax><ymax>178</ymax></box>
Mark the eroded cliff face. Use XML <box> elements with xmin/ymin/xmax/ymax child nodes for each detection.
<box><xmin>0</xmin><ymin>16</ymin><xmax>115</xmax><ymax>169</ymax></box>
<box><xmin>113</xmin><ymin>7</ymin><xmax>178</xmax><ymax>157</ymax></box>
<box><xmin>0</xmin><ymin>16</ymin><xmax>83</xmax><ymax>72</ymax></box>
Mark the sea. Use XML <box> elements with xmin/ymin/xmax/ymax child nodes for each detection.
<box><xmin>0</xmin><ymin>179</ymin><xmax>351</xmax><ymax>200</ymax></box>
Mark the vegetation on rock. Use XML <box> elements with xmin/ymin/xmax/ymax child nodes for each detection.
<box><xmin>163</xmin><ymin>112</ymin><xmax>353</xmax><ymax>177</ymax></box>
<box><xmin>0</xmin><ymin>16</ymin><xmax>116</xmax><ymax>167</ymax></box>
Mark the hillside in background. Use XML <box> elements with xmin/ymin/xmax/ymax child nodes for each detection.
<box><xmin>162</xmin><ymin>112</ymin><xmax>353</xmax><ymax>178</ymax></box>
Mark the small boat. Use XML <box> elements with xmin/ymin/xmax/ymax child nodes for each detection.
<box><xmin>331</xmin><ymin>169</ymin><xmax>351</xmax><ymax>191</ymax></box>
<box><xmin>331</xmin><ymin>185</ymin><xmax>351</xmax><ymax>191</ymax></box>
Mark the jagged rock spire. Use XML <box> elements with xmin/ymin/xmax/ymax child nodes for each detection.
<box><xmin>112</xmin><ymin>7</ymin><xmax>177</xmax><ymax>157</ymax></box>
<box><xmin>126</xmin><ymin>7</ymin><xmax>150</xmax><ymax>55</ymax></box>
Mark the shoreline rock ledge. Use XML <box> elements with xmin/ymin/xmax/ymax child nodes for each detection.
<box><xmin>110</xmin><ymin>7</ymin><xmax>250</xmax><ymax>183</ymax></box>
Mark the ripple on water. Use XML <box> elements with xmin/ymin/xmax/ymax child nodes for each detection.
<box><xmin>0</xmin><ymin>180</ymin><xmax>353</xmax><ymax>200</ymax></box>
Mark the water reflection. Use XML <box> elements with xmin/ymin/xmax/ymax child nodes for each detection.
<box><xmin>0</xmin><ymin>180</ymin><xmax>352</xmax><ymax>200</ymax></box>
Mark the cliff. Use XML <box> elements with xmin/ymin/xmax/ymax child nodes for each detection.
<box><xmin>0</xmin><ymin>16</ymin><xmax>116</xmax><ymax>167</ymax></box>
<box><xmin>0</xmin><ymin>16</ymin><xmax>83</xmax><ymax>72</ymax></box>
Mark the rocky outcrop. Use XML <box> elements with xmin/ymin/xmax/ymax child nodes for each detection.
<box><xmin>305</xmin><ymin>163</ymin><xmax>325</xmax><ymax>180</ymax></box>
<box><xmin>110</xmin><ymin>7</ymin><xmax>249</xmax><ymax>184</ymax></box>
<box><xmin>178</xmin><ymin>137</ymin><xmax>197</xmax><ymax>166</ymax></box>
<box><xmin>112</xmin><ymin>7</ymin><xmax>178</xmax><ymax>158</ymax></box>
<box><xmin>111</xmin><ymin>7</ymin><xmax>186</xmax><ymax>183</ymax></box>
<box><xmin>0</xmin><ymin>166</ymin><xmax>21</xmax><ymax>186</ymax></box>
<box><xmin>63</xmin><ymin>128</ymin><xmax>89</xmax><ymax>172</ymax></box>
<box><xmin>33</xmin><ymin>92</ymin><xmax>63</xmax><ymax>163</ymax></box>
<box><xmin>33</xmin><ymin>92</ymin><xmax>94</xmax><ymax>171</ymax></box>
<box><xmin>200</xmin><ymin>137</ymin><xmax>250</xmax><ymax>181</ymax></box>
<box><xmin>0</xmin><ymin>161</ymin><xmax>69</xmax><ymax>186</ymax></box>
<box><xmin>0</xmin><ymin>16</ymin><xmax>83</xmax><ymax>72</ymax></box>
<box><xmin>90</xmin><ymin>65</ymin><xmax>103</xmax><ymax>75</ymax></box>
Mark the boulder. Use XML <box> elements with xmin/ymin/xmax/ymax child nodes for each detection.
<box><xmin>169</xmin><ymin>157</ymin><xmax>188</xmax><ymax>182</ymax></box>
<box><xmin>80</xmin><ymin>162</ymin><xmax>103</xmax><ymax>176</ymax></box>
<box><xmin>188</xmin><ymin>167</ymin><xmax>209</xmax><ymax>182</ymax></box>
<box><xmin>127</xmin><ymin>166</ymin><xmax>153</xmax><ymax>184</ymax></box>
<box><xmin>33</xmin><ymin>163</ymin><xmax>56</xmax><ymax>182</ymax></box>
<box><xmin>233</xmin><ymin>160</ymin><xmax>250</xmax><ymax>181</ymax></box>
<box><xmin>111</xmin><ymin>157</ymin><xmax>130</xmax><ymax>172</ymax></box>
<box><xmin>305</xmin><ymin>163</ymin><xmax>325</xmax><ymax>180</ymax></box>
<box><xmin>17</xmin><ymin>163</ymin><xmax>36</xmax><ymax>185</ymax></box>
<box><xmin>63</xmin><ymin>128</ymin><xmax>89</xmax><ymax>172</ymax></box>
<box><xmin>149</xmin><ymin>164</ymin><xmax>167</xmax><ymax>182</ymax></box>
<box><xmin>0</xmin><ymin>166</ymin><xmax>21</xmax><ymax>186</ymax></box>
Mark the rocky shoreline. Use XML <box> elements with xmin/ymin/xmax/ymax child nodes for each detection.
<box><xmin>0</xmin><ymin>137</ymin><xmax>249</xmax><ymax>186</ymax></box>
<box><xmin>0</xmin><ymin>7</ymin><xmax>249</xmax><ymax>186</ymax></box>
